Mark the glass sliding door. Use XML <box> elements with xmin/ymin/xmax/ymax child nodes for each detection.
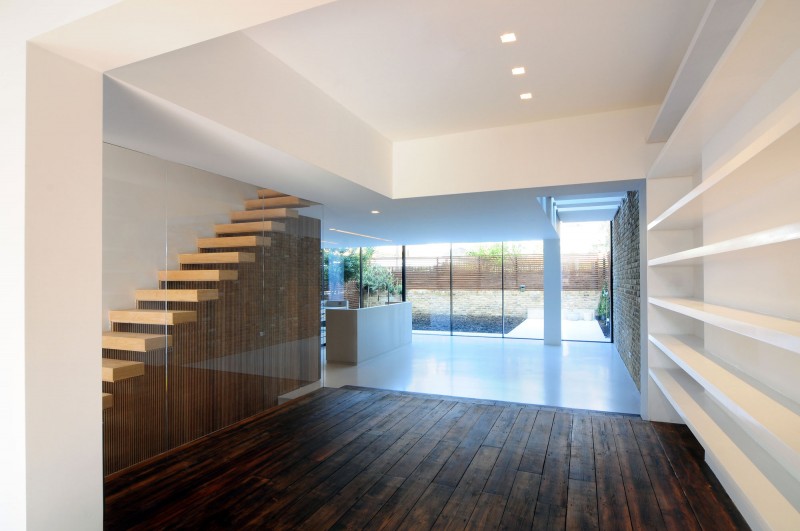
<box><xmin>451</xmin><ymin>243</ymin><xmax>503</xmax><ymax>336</ymax></box>
<box><xmin>406</xmin><ymin>244</ymin><xmax>451</xmax><ymax>333</ymax></box>
<box><xmin>502</xmin><ymin>240</ymin><xmax>544</xmax><ymax>338</ymax></box>
<box><xmin>560</xmin><ymin>222</ymin><xmax>611</xmax><ymax>342</ymax></box>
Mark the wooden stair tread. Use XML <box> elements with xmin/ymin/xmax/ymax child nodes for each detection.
<box><xmin>244</xmin><ymin>197</ymin><xmax>312</xmax><ymax>210</ymax></box>
<box><xmin>102</xmin><ymin>331</ymin><xmax>172</xmax><ymax>352</ymax></box>
<box><xmin>197</xmin><ymin>236</ymin><xmax>270</xmax><ymax>249</ymax></box>
<box><xmin>215</xmin><ymin>221</ymin><xmax>285</xmax><ymax>235</ymax></box>
<box><xmin>157</xmin><ymin>270</ymin><xmax>238</xmax><ymax>282</ymax></box>
<box><xmin>102</xmin><ymin>358</ymin><xmax>145</xmax><ymax>382</ymax></box>
<box><xmin>230</xmin><ymin>208</ymin><xmax>299</xmax><ymax>222</ymax></box>
<box><xmin>109</xmin><ymin>309</ymin><xmax>197</xmax><ymax>325</ymax></box>
<box><xmin>135</xmin><ymin>289</ymin><xmax>219</xmax><ymax>302</ymax></box>
<box><xmin>179</xmin><ymin>252</ymin><xmax>255</xmax><ymax>264</ymax></box>
<box><xmin>103</xmin><ymin>393</ymin><xmax>113</xmax><ymax>409</ymax></box>
<box><xmin>257</xmin><ymin>188</ymin><xmax>288</xmax><ymax>199</ymax></box>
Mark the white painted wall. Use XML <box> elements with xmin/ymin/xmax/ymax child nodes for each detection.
<box><xmin>26</xmin><ymin>42</ymin><xmax>105</xmax><ymax>531</ymax></box>
<box><xmin>19</xmin><ymin>2</ymin><xmax>335</xmax><ymax>529</ymax></box>
<box><xmin>107</xmin><ymin>32</ymin><xmax>394</xmax><ymax>198</ymax></box>
<box><xmin>2</xmin><ymin>5</ymin><xmax>123</xmax><ymax>529</ymax></box>
<box><xmin>392</xmin><ymin>106</ymin><xmax>662</xmax><ymax>198</ymax></box>
<box><xmin>102</xmin><ymin>144</ymin><xmax>259</xmax><ymax>327</ymax></box>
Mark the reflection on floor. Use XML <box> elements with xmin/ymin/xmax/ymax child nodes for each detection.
<box><xmin>505</xmin><ymin>317</ymin><xmax>608</xmax><ymax>342</ymax></box>
<box><xmin>323</xmin><ymin>334</ymin><xmax>640</xmax><ymax>414</ymax></box>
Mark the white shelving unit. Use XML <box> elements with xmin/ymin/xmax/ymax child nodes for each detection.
<box><xmin>649</xmin><ymin>334</ymin><xmax>800</xmax><ymax>482</ymax></box>
<box><xmin>646</xmin><ymin>2</ymin><xmax>800</xmax><ymax>528</ymax></box>
<box><xmin>648</xmin><ymin>223</ymin><xmax>800</xmax><ymax>266</ymax></box>
<box><xmin>649</xmin><ymin>368</ymin><xmax>800</xmax><ymax>531</ymax></box>
<box><xmin>649</xmin><ymin>297</ymin><xmax>800</xmax><ymax>354</ymax></box>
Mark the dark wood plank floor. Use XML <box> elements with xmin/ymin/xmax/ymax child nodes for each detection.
<box><xmin>104</xmin><ymin>386</ymin><xmax>749</xmax><ymax>530</ymax></box>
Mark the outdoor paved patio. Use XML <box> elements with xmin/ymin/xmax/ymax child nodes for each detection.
<box><xmin>505</xmin><ymin>317</ymin><xmax>608</xmax><ymax>342</ymax></box>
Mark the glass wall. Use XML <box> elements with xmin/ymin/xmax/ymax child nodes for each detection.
<box><xmin>322</xmin><ymin>247</ymin><xmax>359</xmax><ymax>308</ymax></box>
<box><xmin>326</xmin><ymin>238</ymin><xmax>611</xmax><ymax>343</ymax></box>
<box><xmin>560</xmin><ymin>222</ymin><xmax>611</xmax><ymax>342</ymax></box>
<box><xmin>362</xmin><ymin>246</ymin><xmax>403</xmax><ymax>307</ymax></box>
<box><xmin>503</xmin><ymin>241</ymin><xmax>544</xmax><ymax>338</ymax></box>
<box><xmin>322</xmin><ymin>246</ymin><xmax>403</xmax><ymax>310</ymax></box>
<box><xmin>406</xmin><ymin>244</ymin><xmax>451</xmax><ymax>333</ymax></box>
<box><xmin>451</xmin><ymin>243</ymin><xmax>503</xmax><ymax>336</ymax></box>
<box><xmin>102</xmin><ymin>145</ymin><xmax>320</xmax><ymax>475</ymax></box>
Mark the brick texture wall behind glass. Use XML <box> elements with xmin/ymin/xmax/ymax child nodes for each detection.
<box><xmin>612</xmin><ymin>191</ymin><xmax>641</xmax><ymax>389</ymax></box>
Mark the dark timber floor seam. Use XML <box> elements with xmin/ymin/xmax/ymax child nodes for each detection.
<box><xmin>104</xmin><ymin>387</ymin><xmax>749</xmax><ymax>530</ymax></box>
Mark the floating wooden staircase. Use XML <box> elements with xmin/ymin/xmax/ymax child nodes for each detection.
<box><xmin>109</xmin><ymin>309</ymin><xmax>197</xmax><ymax>326</ymax></box>
<box><xmin>230</xmin><ymin>208</ymin><xmax>299</xmax><ymax>222</ymax></box>
<box><xmin>256</xmin><ymin>188</ymin><xmax>286</xmax><ymax>198</ymax></box>
<box><xmin>197</xmin><ymin>236</ymin><xmax>270</xmax><ymax>249</ymax></box>
<box><xmin>214</xmin><ymin>221</ymin><xmax>286</xmax><ymax>235</ymax></box>
<box><xmin>244</xmin><ymin>196</ymin><xmax>313</xmax><ymax>210</ymax></box>
<box><xmin>102</xmin><ymin>358</ymin><xmax>145</xmax><ymax>382</ymax></box>
<box><xmin>101</xmin><ymin>188</ymin><xmax>313</xmax><ymax>417</ymax></box>
<box><xmin>135</xmin><ymin>289</ymin><xmax>219</xmax><ymax>303</ymax></box>
<box><xmin>179</xmin><ymin>252</ymin><xmax>255</xmax><ymax>264</ymax></box>
<box><xmin>157</xmin><ymin>270</ymin><xmax>238</xmax><ymax>282</ymax></box>
<box><xmin>102</xmin><ymin>331</ymin><xmax>172</xmax><ymax>352</ymax></box>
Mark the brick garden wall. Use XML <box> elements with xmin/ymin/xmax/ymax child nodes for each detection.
<box><xmin>612</xmin><ymin>191</ymin><xmax>641</xmax><ymax>389</ymax></box>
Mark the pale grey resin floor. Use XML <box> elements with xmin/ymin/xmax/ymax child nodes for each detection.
<box><xmin>322</xmin><ymin>333</ymin><xmax>641</xmax><ymax>415</ymax></box>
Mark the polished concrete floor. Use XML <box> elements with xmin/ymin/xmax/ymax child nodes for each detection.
<box><xmin>322</xmin><ymin>334</ymin><xmax>641</xmax><ymax>415</ymax></box>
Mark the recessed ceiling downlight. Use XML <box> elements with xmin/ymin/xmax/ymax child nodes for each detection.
<box><xmin>500</xmin><ymin>33</ymin><xmax>517</xmax><ymax>44</ymax></box>
<box><xmin>520</xmin><ymin>92</ymin><xmax>533</xmax><ymax>100</ymax></box>
<box><xmin>511</xmin><ymin>67</ymin><xmax>525</xmax><ymax>76</ymax></box>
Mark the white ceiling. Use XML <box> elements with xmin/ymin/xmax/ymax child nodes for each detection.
<box><xmin>103</xmin><ymin>0</ymin><xmax>720</xmax><ymax>247</ymax></box>
<box><xmin>245</xmin><ymin>0</ymin><xmax>709</xmax><ymax>140</ymax></box>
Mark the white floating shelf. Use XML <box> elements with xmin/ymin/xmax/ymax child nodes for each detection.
<box><xmin>647</xmin><ymin>178</ymin><xmax>714</xmax><ymax>232</ymax></box>
<box><xmin>649</xmin><ymin>297</ymin><xmax>800</xmax><ymax>354</ymax></box>
<box><xmin>650</xmin><ymin>367</ymin><xmax>800</xmax><ymax>531</ymax></box>
<box><xmin>649</xmin><ymin>223</ymin><xmax>800</xmax><ymax>266</ymax></box>
<box><xmin>650</xmin><ymin>334</ymin><xmax>800</xmax><ymax>482</ymax></box>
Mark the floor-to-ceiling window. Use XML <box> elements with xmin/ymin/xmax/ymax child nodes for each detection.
<box><xmin>327</xmin><ymin>238</ymin><xmax>611</xmax><ymax>342</ymax></box>
<box><xmin>560</xmin><ymin>222</ymin><xmax>612</xmax><ymax>342</ymax></box>
<box><xmin>361</xmin><ymin>246</ymin><xmax>403</xmax><ymax>308</ymax></box>
<box><xmin>406</xmin><ymin>244</ymin><xmax>451</xmax><ymax>333</ymax></box>
<box><xmin>451</xmin><ymin>243</ymin><xmax>503</xmax><ymax>336</ymax></box>
<box><xmin>503</xmin><ymin>240</ymin><xmax>545</xmax><ymax>338</ymax></box>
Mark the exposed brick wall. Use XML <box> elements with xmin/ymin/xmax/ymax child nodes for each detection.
<box><xmin>612</xmin><ymin>191</ymin><xmax>641</xmax><ymax>390</ymax></box>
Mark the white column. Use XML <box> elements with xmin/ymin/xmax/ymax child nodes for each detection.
<box><xmin>543</xmin><ymin>237</ymin><xmax>562</xmax><ymax>345</ymax></box>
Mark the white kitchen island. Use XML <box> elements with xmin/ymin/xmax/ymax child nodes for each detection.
<box><xmin>325</xmin><ymin>302</ymin><xmax>412</xmax><ymax>364</ymax></box>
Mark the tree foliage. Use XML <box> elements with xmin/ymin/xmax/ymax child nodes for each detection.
<box><xmin>323</xmin><ymin>247</ymin><xmax>398</xmax><ymax>295</ymax></box>
<box><xmin>596</xmin><ymin>283</ymin><xmax>610</xmax><ymax>319</ymax></box>
<box><xmin>465</xmin><ymin>243</ymin><xmax>524</xmax><ymax>264</ymax></box>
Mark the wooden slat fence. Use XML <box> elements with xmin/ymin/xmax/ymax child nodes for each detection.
<box><xmin>403</xmin><ymin>253</ymin><xmax>609</xmax><ymax>291</ymax></box>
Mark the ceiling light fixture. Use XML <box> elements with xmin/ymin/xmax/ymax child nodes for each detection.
<box><xmin>329</xmin><ymin>228</ymin><xmax>392</xmax><ymax>242</ymax></box>
<box><xmin>520</xmin><ymin>92</ymin><xmax>533</xmax><ymax>100</ymax></box>
<box><xmin>511</xmin><ymin>67</ymin><xmax>525</xmax><ymax>76</ymax></box>
<box><xmin>500</xmin><ymin>33</ymin><xmax>517</xmax><ymax>44</ymax></box>
<box><xmin>371</xmin><ymin>210</ymin><xmax>380</xmax><ymax>214</ymax></box>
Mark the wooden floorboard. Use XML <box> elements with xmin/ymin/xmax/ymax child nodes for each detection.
<box><xmin>104</xmin><ymin>387</ymin><xmax>750</xmax><ymax>530</ymax></box>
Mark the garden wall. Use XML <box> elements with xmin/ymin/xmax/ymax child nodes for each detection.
<box><xmin>612</xmin><ymin>191</ymin><xmax>641</xmax><ymax>389</ymax></box>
